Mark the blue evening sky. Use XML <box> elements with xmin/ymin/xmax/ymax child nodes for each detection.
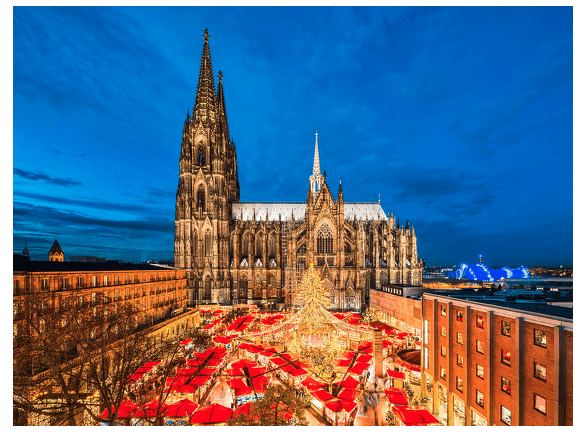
<box><xmin>13</xmin><ymin>6</ymin><xmax>573</xmax><ymax>266</ymax></box>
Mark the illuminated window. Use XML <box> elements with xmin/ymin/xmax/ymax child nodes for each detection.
<box><xmin>440</xmin><ymin>367</ymin><xmax>446</xmax><ymax>380</ymax></box>
<box><xmin>534</xmin><ymin>394</ymin><xmax>547</xmax><ymax>415</ymax></box>
<box><xmin>501</xmin><ymin>320</ymin><xmax>511</xmax><ymax>336</ymax></box>
<box><xmin>441</xmin><ymin>346</ymin><xmax>447</xmax><ymax>357</ymax></box>
<box><xmin>476</xmin><ymin>339</ymin><xmax>484</xmax><ymax>354</ymax></box>
<box><xmin>476</xmin><ymin>390</ymin><xmax>484</xmax><ymax>408</ymax></box>
<box><xmin>501</xmin><ymin>349</ymin><xmax>511</xmax><ymax>366</ymax></box>
<box><xmin>441</xmin><ymin>305</ymin><xmax>447</xmax><ymax>316</ymax></box>
<box><xmin>317</xmin><ymin>223</ymin><xmax>334</xmax><ymax>254</ymax></box>
<box><xmin>441</xmin><ymin>326</ymin><xmax>446</xmax><ymax>337</ymax></box>
<box><xmin>457</xmin><ymin>354</ymin><xmax>464</xmax><ymax>367</ymax></box>
<box><xmin>205</xmin><ymin>231</ymin><xmax>212</xmax><ymax>257</ymax></box>
<box><xmin>456</xmin><ymin>377</ymin><xmax>463</xmax><ymax>392</ymax></box>
<box><xmin>268</xmin><ymin>235</ymin><xmax>277</xmax><ymax>258</ymax></box>
<box><xmin>424</xmin><ymin>320</ymin><xmax>429</xmax><ymax>345</ymax></box>
<box><xmin>501</xmin><ymin>406</ymin><xmax>511</xmax><ymax>425</ymax></box>
<box><xmin>534</xmin><ymin>362</ymin><xmax>547</xmax><ymax>381</ymax></box>
<box><xmin>456</xmin><ymin>310</ymin><xmax>463</xmax><ymax>322</ymax></box>
<box><xmin>501</xmin><ymin>377</ymin><xmax>511</xmax><ymax>394</ymax></box>
<box><xmin>476</xmin><ymin>364</ymin><xmax>484</xmax><ymax>379</ymax></box>
<box><xmin>534</xmin><ymin>329</ymin><xmax>547</xmax><ymax>348</ymax></box>
<box><xmin>476</xmin><ymin>314</ymin><xmax>485</xmax><ymax>329</ymax></box>
<box><xmin>424</xmin><ymin>347</ymin><xmax>429</xmax><ymax>369</ymax></box>
<box><xmin>457</xmin><ymin>332</ymin><xmax>464</xmax><ymax>345</ymax></box>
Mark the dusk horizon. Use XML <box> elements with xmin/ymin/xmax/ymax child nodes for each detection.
<box><xmin>13</xmin><ymin>6</ymin><xmax>573</xmax><ymax>267</ymax></box>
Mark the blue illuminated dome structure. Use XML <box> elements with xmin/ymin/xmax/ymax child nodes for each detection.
<box><xmin>452</xmin><ymin>262</ymin><xmax>530</xmax><ymax>282</ymax></box>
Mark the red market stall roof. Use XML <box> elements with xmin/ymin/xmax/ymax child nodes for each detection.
<box><xmin>213</xmin><ymin>336</ymin><xmax>232</xmax><ymax>344</ymax></box>
<box><xmin>232</xmin><ymin>359</ymin><xmax>257</xmax><ymax>369</ymax></box>
<box><xmin>370</xmin><ymin>321</ymin><xmax>396</xmax><ymax>335</ymax></box>
<box><xmin>174</xmin><ymin>384</ymin><xmax>199</xmax><ymax>394</ymax></box>
<box><xmin>134</xmin><ymin>400</ymin><xmax>168</xmax><ymax>418</ymax></box>
<box><xmin>164</xmin><ymin>399</ymin><xmax>198</xmax><ymax>418</ymax></box>
<box><xmin>302</xmin><ymin>377</ymin><xmax>328</xmax><ymax>390</ymax></box>
<box><xmin>260</xmin><ymin>348</ymin><xmax>279</xmax><ymax>357</ymax></box>
<box><xmin>99</xmin><ymin>400</ymin><xmax>137</xmax><ymax>419</ymax></box>
<box><xmin>333</xmin><ymin>375</ymin><xmax>360</xmax><ymax>389</ymax></box>
<box><xmin>228</xmin><ymin>378</ymin><xmax>247</xmax><ymax>390</ymax></box>
<box><xmin>324</xmin><ymin>399</ymin><xmax>357</xmax><ymax>414</ymax></box>
<box><xmin>391</xmin><ymin>406</ymin><xmax>439</xmax><ymax>425</ymax></box>
<box><xmin>225</xmin><ymin>367</ymin><xmax>244</xmax><ymax>377</ymax></box>
<box><xmin>333</xmin><ymin>313</ymin><xmax>346</xmax><ymax>320</ymax></box>
<box><xmin>127</xmin><ymin>373</ymin><xmax>144</xmax><ymax>383</ymax></box>
<box><xmin>310</xmin><ymin>389</ymin><xmax>335</xmax><ymax>402</ymax></box>
<box><xmin>337</xmin><ymin>389</ymin><xmax>361</xmax><ymax>401</ymax></box>
<box><xmin>247</xmin><ymin>366</ymin><xmax>267</xmax><ymax>377</ymax></box>
<box><xmin>383</xmin><ymin>340</ymin><xmax>393</xmax><ymax>348</ymax></box>
<box><xmin>336</xmin><ymin>359</ymin><xmax>351</xmax><ymax>368</ymax></box>
<box><xmin>189</xmin><ymin>375</ymin><xmax>211</xmax><ymax>386</ymax></box>
<box><xmin>190</xmin><ymin>403</ymin><xmax>233</xmax><ymax>425</ymax></box>
<box><xmin>289</xmin><ymin>368</ymin><xmax>308</xmax><ymax>377</ymax></box>
<box><xmin>356</xmin><ymin>354</ymin><xmax>373</xmax><ymax>363</ymax></box>
<box><xmin>234</xmin><ymin>385</ymin><xmax>254</xmax><ymax>397</ymax></box>
<box><xmin>342</xmin><ymin>350</ymin><xmax>357</xmax><ymax>359</ymax></box>
<box><xmin>348</xmin><ymin>362</ymin><xmax>370</xmax><ymax>375</ymax></box>
<box><xmin>383</xmin><ymin>389</ymin><xmax>409</xmax><ymax>406</ymax></box>
<box><xmin>386</xmin><ymin>369</ymin><xmax>406</xmax><ymax>380</ymax></box>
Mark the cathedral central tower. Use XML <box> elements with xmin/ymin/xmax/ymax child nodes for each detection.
<box><xmin>174</xmin><ymin>29</ymin><xmax>239</xmax><ymax>304</ymax></box>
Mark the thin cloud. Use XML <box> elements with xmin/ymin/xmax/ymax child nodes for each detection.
<box><xmin>13</xmin><ymin>168</ymin><xmax>82</xmax><ymax>187</ymax></box>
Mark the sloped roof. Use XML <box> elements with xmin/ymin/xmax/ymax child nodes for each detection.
<box><xmin>231</xmin><ymin>202</ymin><xmax>388</xmax><ymax>222</ymax></box>
<box><xmin>49</xmin><ymin>240</ymin><xmax>63</xmax><ymax>255</ymax></box>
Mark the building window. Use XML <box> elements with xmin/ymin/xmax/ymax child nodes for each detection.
<box><xmin>501</xmin><ymin>349</ymin><xmax>511</xmax><ymax>366</ymax></box>
<box><xmin>197</xmin><ymin>185</ymin><xmax>206</xmax><ymax>213</ymax></box>
<box><xmin>501</xmin><ymin>377</ymin><xmax>511</xmax><ymax>395</ymax></box>
<box><xmin>501</xmin><ymin>320</ymin><xmax>511</xmax><ymax>336</ymax></box>
<box><xmin>534</xmin><ymin>394</ymin><xmax>547</xmax><ymax>415</ymax></box>
<box><xmin>91</xmin><ymin>276</ymin><xmax>97</xmax><ymax>287</ymax></box>
<box><xmin>476</xmin><ymin>339</ymin><xmax>484</xmax><ymax>354</ymax></box>
<box><xmin>255</xmin><ymin>233</ymin><xmax>263</xmax><ymax>258</ymax></box>
<box><xmin>424</xmin><ymin>320</ymin><xmax>429</xmax><ymax>345</ymax></box>
<box><xmin>103</xmin><ymin>275</ymin><xmax>108</xmax><ymax>286</ymax></box>
<box><xmin>268</xmin><ymin>235</ymin><xmax>276</xmax><ymax>258</ymax></box>
<box><xmin>456</xmin><ymin>310</ymin><xmax>463</xmax><ymax>322</ymax></box>
<box><xmin>440</xmin><ymin>346</ymin><xmax>446</xmax><ymax>358</ymax></box>
<box><xmin>440</xmin><ymin>367</ymin><xmax>446</xmax><ymax>380</ymax></box>
<box><xmin>457</xmin><ymin>332</ymin><xmax>463</xmax><ymax>345</ymax></box>
<box><xmin>476</xmin><ymin>390</ymin><xmax>485</xmax><ymax>408</ymax></box>
<box><xmin>441</xmin><ymin>326</ymin><xmax>446</xmax><ymax>337</ymax></box>
<box><xmin>476</xmin><ymin>314</ymin><xmax>485</xmax><ymax>329</ymax></box>
<box><xmin>316</xmin><ymin>223</ymin><xmax>333</xmax><ymax>254</ymax></box>
<box><xmin>500</xmin><ymin>406</ymin><xmax>511</xmax><ymax>425</ymax></box>
<box><xmin>476</xmin><ymin>364</ymin><xmax>484</xmax><ymax>379</ymax></box>
<box><xmin>114</xmin><ymin>275</ymin><xmax>119</xmax><ymax>285</ymax></box>
<box><xmin>457</xmin><ymin>354</ymin><xmax>464</xmax><ymax>367</ymax></box>
<box><xmin>441</xmin><ymin>305</ymin><xmax>447</xmax><ymax>316</ymax></box>
<box><xmin>424</xmin><ymin>347</ymin><xmax>429</xmax><ymax>369</ymax></box>
<box><xmin>41</xmin><ymin>278</ymin><xmax>50</xmax><ymax>290</ymax></box>
<box><xmin>534</xmin><ymin>361</ymin><xmax>547</xmax><ymax>381</ymax></box>
<box><xmin>456</xmin><ymin>377</ymin><xmax>463</xmax><ymax>392</ymax></box>
<box><xmin>62</xmin><ymin>277</ymin><xmax>69</xmax><ymax>289</ymax></box>
<box><xmin>205</xmin><ymin>231</ymin><xmax>212</xmax><ymax>257</ymax></box>
<box><xmin>534</xmin><ymin>329</ymin><xmax>547</xmax><ymax>348</ymax></box>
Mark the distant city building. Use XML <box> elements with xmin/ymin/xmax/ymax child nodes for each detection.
<box><xmin>48</xmin><ymin>240</ymin><xmax>64</xmax><ymax>262</ymax></box>
<box><xmin>22</xmin><ymin>241</ymin><xmax>29</xmax><ymax>257</ymax></box>
<box><xmin>173</xmin><ymin>30</ymin><xmax>422</xmax><ymax>310</ymax></box>
<box><xmin>451</xmin><ymin>262</ymin><xmax>530</xmax><ymax>282</ymax></box>
<box><xmin>69</xmin><ymin>256</ymin><xmax>106</xmax><ymax>263</ymax></box>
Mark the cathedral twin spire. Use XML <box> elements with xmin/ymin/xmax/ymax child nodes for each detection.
<box><xmin>309</xmin><ymin>131</ymin><xmax>324</xmax><ymax>195</ymax></box>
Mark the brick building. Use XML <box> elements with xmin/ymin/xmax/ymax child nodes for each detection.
<box><xmin>420</xmin><ymin>294</ymin><xmax>573</xmax><ymax>426</ymax></box>
<box><xmin>13</xmin><ymin>259</ymin><xmax>189</xmax><ymax>349</ymax></box>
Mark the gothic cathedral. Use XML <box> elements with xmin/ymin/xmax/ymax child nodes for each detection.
<box><xmin>174</xmin><ymin>30</ymin><xmax>422</xmax><ymax>311</ymax></box>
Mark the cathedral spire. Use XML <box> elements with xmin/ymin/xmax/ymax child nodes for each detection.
<box><xmin>309</xmin><ymin>131</ymin><xmax>324</xmax><ymax>195</ymax></box>
<box><xmin>216</xmin><ymin>70</ymin><xmax>230</xmax><ymax>144</ymax></box>
<box><xmin>194</xmin><ymin>28</ymin><xmax>216</xmax><ymax>118</ymax></box>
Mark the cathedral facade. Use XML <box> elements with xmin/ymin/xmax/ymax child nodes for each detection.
<box><xmin>174</xmin><ymin>30</ymin><xmax>422</xmax><ymax>311</ymax></box>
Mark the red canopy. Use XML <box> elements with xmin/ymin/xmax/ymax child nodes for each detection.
<box><xmin>324</xmin><ymin>399</ymin><xmax>357</xmax><ymax>414</ymax></box>
<box><xmin>386</xmin><ymin>370</ymin><xmax>406</xmax><ymax>380</ymax></box>
<box><xmin>225</xmin><ymin>367</ymin><xmax>244</xmax><ymax>377</ymax></box>
<box><xmin>99</xmin><ymin>400</ymin><xmax>137</xmax><ymax>419</ymax></box>
<box><xmin>289</xmin><ymin>368</ymin><xmax>308</xmax><ymax>377</ymax></box>
<box><xmin>336</xmin><ymin>359</ymin><xmax>351</xmax><ymax>368</ymax></box>
<box><xmin>213</xmin><ymin>336</ymin><xmax>232</xmax><ymax>344</ymax></box>
<box><xmin>234</xmin><ymin>385</ymin><xmax>254</xmax><ymax>396</ymax></box>
<box><xmin>333</xmin><ymin>375</ymin><xmax>360</xmax><ymax>389</ymax></box>
<box><xmin>189</xmin><ymin>375</ymin><xmax>211</xmax><ymax>386</ymax></box>
<box><xmin>337</xmin><ymin>389</ymin><xmax>361</xmax><ymax>401</ymax></box>
<box><xmin>391</xmin><ymin>406</ymin><xmax>439</xmax><ymax>425</ymax></box>
<box><xmin>164</xmin><ymin>399</ymin><xmax>198</xmax><ymax>418</ymax></box>
<box><xmin>384</xmin><ymin>389</ymin><xmax>409</xmax><ymax>406</ymax></box>
<box><xmin>247</xmin><ymin>366</ymin><xmax>267</xmax><ymax>377</ymax></box>
<box><xmin>227</xmin><ymin>378</ymin><xmax>247</xmax><ymax>390</ymax></box>
<box><xmin>134</xmin><ymin>400</ymin><xmax>167</xmax><ymax>418</ymax></box>
<box><xmin>232</xmin><ymin>359</ymin><xmax>257</xmax><ymax>369</ymax></box>
<box><xmin>174</xmin><ymin>384</ymin><xmax>199</xmax><ymax>394</ymax></box>
<box><xmin>302</xmin><ymin>376</ymin><xmax>328</xmax><ymax>390</ymax></box>
<box><xmin>348</xmin><ymin>362</ymin><xmax>370</xmax><ymax>375</ymax></box>
<box><xmin>356</xmin><ymin>354</ymin><xmax>373</xmax><ymax>363</ymax></box>
<box><xmin>310</xmin><ymin>389</ymin><xmax>335</xmax><ymax>402</ymax></box>
<box><xmin>190</xmin><ymin>403</ymin><xmax>233</xmax><ymax>424</ymax></box>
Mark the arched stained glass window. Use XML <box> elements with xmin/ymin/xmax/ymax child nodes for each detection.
<box><xmin>255</xmin><ymin>233</ymin><xmax>263</xmax><ymax>258</ymax></box>
<box><xmin>199</xmin><ymin>148</ymin><xmax>205</xmax><ymax>166</ymax></box>
<box><xmin>268</xmin><ymin>234</ymin><xmax>277</xmax><ymax>258</ymax></box>
<box><xmin>317</xmin><ymin>223</ymin><xmax>334</xmax><ymax>254</ymax></box>
<box><xmin>242</xmin><ymin>233</ymin><xmax>249</xmax><ymax>257</ymax></box>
